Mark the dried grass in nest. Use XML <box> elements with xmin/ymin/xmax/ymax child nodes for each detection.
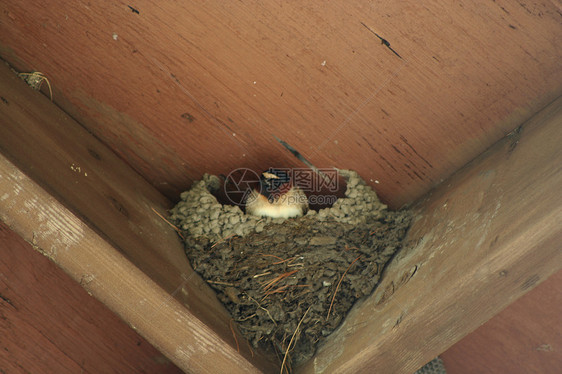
<box><xmin>18</xmin><ymin>71</ymin><xmax>53</xmax><ymax>100</ymax></box>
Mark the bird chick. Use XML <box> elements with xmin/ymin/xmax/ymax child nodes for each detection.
<box><xmin>245</xmin><ymin>169</ymin><xmax>308</xmax><ymax>218</ymax></box>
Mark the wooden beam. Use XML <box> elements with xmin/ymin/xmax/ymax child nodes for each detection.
<box><xmin>0</xmin><ymin>152</ymin><xmax>266</xmax><ymax>374</ymax></box>
<box><xmin>0</xmin><ymin>222</ymin><xmax>183</xmax><ymax>373</ymax></box>
<box><xmin>0</xmin><ymin>62</ymin><xmax>276</xmax><ymax>372</ymax></box>
<box><xmin>299</xmin><ymin>97</ymin><xmax>562</xmax><ymax>373</ymax></box>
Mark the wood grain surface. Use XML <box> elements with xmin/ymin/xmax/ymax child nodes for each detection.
<box><xmin>0</xmin><ymin>153</ymin><xmax>267</xmax><ymax>373</ymax></box>
<box><xmin>441</xmin><ymin>269</ymin><xmax>562</xmax><ymax>374</ymax></box>
<box><xmin>0</xmin><ymin>222</ymin><xmax>183</xmax><ymax>374</ymax></box>
<box><xmin>1</xmin><ymin>0</ymin><xmax>560</xmax><ymax>208</ymax></box>
<box><xmin>0</xmin><ymin>63</ymin><xmax>276</xmax><ymax>373</ymax></box>
<box><xmin>298</xmin><ymin>96</ymin><xmax>562</xmax><ymax>373</ymax></box>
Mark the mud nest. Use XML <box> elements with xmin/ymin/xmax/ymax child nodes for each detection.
<box><xmin>170</xmin><ymin>170</ymin><xmax>412</xmax><ymax>368</ymax></box>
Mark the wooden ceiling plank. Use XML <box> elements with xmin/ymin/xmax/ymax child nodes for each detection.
<box><xmin>1</xmin><ymin>1</ymin><xmax>560</xmax><ymax>208</ymax></box>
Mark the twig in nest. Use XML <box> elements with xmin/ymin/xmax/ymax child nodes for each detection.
<box><xmin>229</xmin><ymin>319</ymin><xmax>240</xmax><ymax>352</ymax></box>
<box><xmin>151</xmin><ymin>207</ymin><xmax>184</xmax><ymax>239</ymax></box>
<box><xmin>237</xmin><ymin>314</ymin><xmax>257</xmax><ymax>322</ymax></box>
<box><xmin>258</xmin><ymin>253</ymin><xmax>285</xmax><ymax>262</ymax></box>
<box><xmin>262</xmin><ymin>270</ymin><xmax>299</xmax><ymax>292</ymax></box>
<box><xmin>261</xmin><ymin>270</ymin><xmax>300</xmax><ymax>301</ymax></box>
<box><xmin>210</xmin><ymin>234</ymin><xmax>236</xmax><ymax>249</ymax></box>
<box><xmin>258</xmin><ymin>253</ymin><xmax>299</xmax><ymax>266</ymax></box>
<box><xmin>207</xmin><ymin>280</ymin><xmax>235</xmax><ymax>286</ymax></box>
<box><xmin>263</xmin><ymin>285</ymin><xmax>289</xmax><ymax>298</ymax></box>
<box><xmin>369</xmin><ymin>227</ymin><xmax>382</xmax><ymax>235</ymax></box>
<box><xmin>326</xmin><ymin>255</ymin><xmax>362</xmax><ymax>320</ymax></box>
<box><xmin>286</xmin><ymin>263</ymin><xmax>304</xmax><ymax>268</ymax></box>
<box><xmin>18</xmin><ymin>72</ymin><xmax>53</xmax><ymax>101</ymax></box>
<box><xmin>272</xmin><ymin>256</ymin><xmax>298</xmax><ymax>265</ymax></box>
<box><xmin>253</xmin><ymin>271</ymin><xmax>272</xmax><ymax>279</ymax></box>
<box><xmin>263</xmin><ymin>284</ymin><xmax>311</xmax><ymax>299</ymax></box>
<box><xmin>280</xmin><ymin>306</ymin><xmax>311</xmax><ymax>374</ymax></box>
<box><xmin>246</xmin><ymin>294</ymin><xmax>277</xmax><ymax>326</ymax></box>
<box><xmin>246</xmin><ymin>340</ymin><xmax>255</xmax><ymax>357</ymax></box>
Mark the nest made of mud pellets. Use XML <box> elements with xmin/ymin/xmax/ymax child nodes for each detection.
<box><xmin>170</xmin><ymin>169</ymin><xmax>412</xmax><ymax>368</ymax></box>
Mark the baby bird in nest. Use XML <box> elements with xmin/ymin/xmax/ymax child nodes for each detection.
<box><xmin>245</xmin><ymin>169</ymin><xmax>308</xmax><ymax>218</ymax></box>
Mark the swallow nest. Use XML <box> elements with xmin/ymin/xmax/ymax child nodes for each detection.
<box><xmin>171</xmin><ymin>170</ymin><xmax>388</xmax><ymax>241</ymax></box>
<box><xmin>169</xmin><ymin>169</ymin><xmax>412</xmax><ymax>368</ymax></box>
